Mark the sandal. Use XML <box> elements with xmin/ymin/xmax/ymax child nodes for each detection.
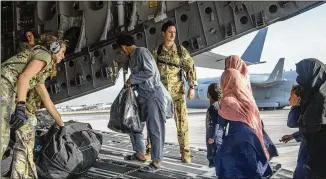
<box><xmin>124</xmin><ymin>153</ymin><xmax>146</xmax><ymax>162</ymax></box>
<box><xmin>139</xmin><ymin>163</ymin><xmax>161</xmax><ymax>173</ymax></box>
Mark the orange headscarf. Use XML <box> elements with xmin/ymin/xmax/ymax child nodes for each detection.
<box><xmin>225</xmin><ymin>55</ymin><xmax>252</xmax><ymax>91</ymax></box>
<box><xmin>218</xmin><ymin>69</ymin><xmax>269</xmax><ymax>159</ymax></box>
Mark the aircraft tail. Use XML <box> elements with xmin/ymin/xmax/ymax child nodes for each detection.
<box><xmin>253</xmin><ymin>58</ymin><xmax>285</xmax><ymax>87</ymax></box>
<box><xmin>241</xmin><ymin>28</ymin><xmax>268</xmax><ymax>65</ymax></box>
<box><xmin>266</xmin><ymin>58</ymin><xmax>285</xmax><ymax>82</ymax></box>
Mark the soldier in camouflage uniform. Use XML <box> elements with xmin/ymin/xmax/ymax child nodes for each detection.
<box><xmin>146</xmin><ymin>21</ymin><xmax>198</xmax><ymax>163</ymax></box>
<box><xmin>17</xmin><ymin>31</ymin><xmax>39</xmax><ymax>53</ymax></box>
<box><xmin>1</xmin><ymin>35</ymin><xmax>66</xmax><ymax>178</ymax></box>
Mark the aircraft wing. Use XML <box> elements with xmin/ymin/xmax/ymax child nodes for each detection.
<box><xmin>193</xmin><ymin>27</ymin><xmax>268</xmax><ymax>70</ymax></box>
<box><xmin>193</xmin><ymin>51</ymin><xmax>226</xmax><ymax>70</ymax></box>
<box><xmin>193</xmin><ymin>51</ymin><xmax>265</xmax><ymax>70</ymax></box>
<box><xmin>251</xmin><ymin>58</ymin><xmax>285</xmax><ymax>87</ymax></box>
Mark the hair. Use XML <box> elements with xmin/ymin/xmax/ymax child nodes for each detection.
<box><xmin>291</xmin><ymin>84</ymin><xmax>303</xmax><ymax>97</ymax></box>
<box><xmin>161</xmin><ymin>20</ymin><xmax>176</xmax><ymax>33</ymax></box>
<box><xmin>208</xmin><ymin>83</ymin><xmax>223</xmax><ymax>102</ymax></box>
<box><xmin>38</xmin><ymin>34</ymin><xmax>67</xmax><ymax>77</ymax></box>
<box><xmin>116</xmin><ymin>34</ymin><xmax>135</xmax><ymax>47</ymax></box>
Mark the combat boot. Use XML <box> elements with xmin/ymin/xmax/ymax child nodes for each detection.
<box><xmin>181</xmin><ymin>153</ymin><xmax>191</xmax><ymax>163</ymax></box>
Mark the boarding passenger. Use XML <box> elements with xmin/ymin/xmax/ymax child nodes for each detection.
<box><xmin>205</xmin><ymin>83</ymin><xmax>224</xmax><ymax>168</ymax></box>
<box><xmin>214</xmin><ymin>69</ymin><xmax>271</xmax><ymax>178</ymax></box>
<box><xmin>280</xmin><ymin>84</ymin><xmax>308</xmax><ymax>179</ymax></box>
<box><xmin>295</xmin><ymin>58</ymin><xmax>326</xmax><ymax>178</ymax></box>
<box><xmin>1</xmin><ymin>35</ymin><xmax>66</xmax><ymax>178</ymax></box>
<box><xmin>224</xmin><ymin>55</ymin><xmax>251</xmax><ymax>90</ymax></box>
<box><xmin>116</xmin><ymin>34</ymin><xmax>166</xmax><ymax>172</ymax></box>
<box><xmin>224</xmin><ymin>55</ymin><xmax>278</xmax><ymax>159</ymax></box>
<box><xmin>146</xmin><ymin>20</ymin><xmax>198</xmax><ymax>163</ymax></box>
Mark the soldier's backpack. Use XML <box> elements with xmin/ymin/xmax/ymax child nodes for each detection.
<box><xmin>156</xmin><ymin>44</ymin><xmax>185</xmax><ymax>81</ymax></box>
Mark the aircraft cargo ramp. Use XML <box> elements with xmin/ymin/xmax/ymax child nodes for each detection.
<box><xmin>1</xmin><ymin>129</ymin><xmax>293</xmax><ymax>179</ymax></box>
<box><xmin>78</xmin><ymin>130</ymin><xmax>294</xmax><ymax>179</ymax></box>
<box><xmin>1</xmin><ymin>111</ymin><xmax>295</xmax><ymax>179</ymax></box>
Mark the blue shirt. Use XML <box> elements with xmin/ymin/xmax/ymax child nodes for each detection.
<box><xmin>129</xmin><ymin>47</ymin><xmax>161</xmax><ymax>99</ymax></box>
<box><xmin>206</xmin><ymin>103</ymin><xmax>225</xmax><ymax>139</ymax></box>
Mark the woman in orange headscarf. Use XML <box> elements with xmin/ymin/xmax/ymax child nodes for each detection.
<box><xmin>214</xmin><ymin>69</ymin><xmax>272</xmax><ymax>178</ymax></box>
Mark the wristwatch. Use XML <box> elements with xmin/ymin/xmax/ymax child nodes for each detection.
<box><xmin>16</xmin><ymin>101</ymin><xmax>26</xmax><ymax>106</ymax></box>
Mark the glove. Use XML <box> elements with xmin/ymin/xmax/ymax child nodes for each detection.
<box><xmin>58</xmin><ymin>126</ymin><xmax>66</xmax><ymax>138</ymax></box>
<box><xmin>10</xmin><ymin>105</ymin><xmax>28</xmax><ymax>130</ymax></box>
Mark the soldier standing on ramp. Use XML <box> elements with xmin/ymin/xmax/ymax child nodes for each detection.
<box><xmin>146</xmin><ymin>20</ymin><xmax>198</xmax><ymax>163</ymax></box>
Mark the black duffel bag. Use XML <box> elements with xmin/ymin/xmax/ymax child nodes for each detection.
<box><xmin>108</xmin><ymin>87</ymin><xmax>143</xmax><ymax>134</ymax></box>
<box><xmin>36</xmin><ymin>122</ymin><xmax>103</xmax><ymax>179</ymax></box>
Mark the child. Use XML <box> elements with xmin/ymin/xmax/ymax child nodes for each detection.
<box><xmin>280</xmin><ymin>84</ymin><xmax>308</xmax><ymax>179</ymax></box>
<box><xmin>206</xmin><ymin>83</ymin><xmax>223</xmax><ymax>168</ymax></box>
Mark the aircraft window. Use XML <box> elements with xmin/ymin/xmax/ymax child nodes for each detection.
<box><xmin>240</xmin><ymin>16</ymin><xmax>248</xmax><ymax>24</ymax></box>
<box><xmin>180</xmin><ymin>14</ymin><xmax>188</xmax><ymax>22</ymax></box>
<box><xmin>61</xmin><ymin>82</ymin><xmax>67</xmax><ymax>89</ymax></box>
<box><xmin>269</xmin><ymin>5</ymin><xmax>278</xmax><ymax>14</ymax></box>
<box><xmin>149</xmin><ymin>27</ymin><xmax>156</xmax><ymax>35</ymax></box>
<box><xmin>86</xmin><ymin>75</ymin><xmax>92</xmax><ymax>81</ymax></box>
<box><xmin>205</xmin><ymin>7</ymin><xmax>212</xmax><ymax>14</ymax></box>
<box><xmin>182</xmin><ymin>41</ymin><xmax>190</xmax><ymax>48</ymax></box>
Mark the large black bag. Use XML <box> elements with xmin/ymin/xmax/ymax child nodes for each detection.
<box><xmin>36</xmin><ymin>122</ymin><xmax>103</xmax><ymax>179</ymax></box>
<box><xmin>108</xmin><ymin>87</ymin><xmax>143</xmax><ymax>134</ymax></box>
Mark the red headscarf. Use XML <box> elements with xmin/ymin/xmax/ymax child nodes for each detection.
<box><xmin>218</xmin><ymin>69</ymin><xmax>269</xmax><ymax>159</ymax></box>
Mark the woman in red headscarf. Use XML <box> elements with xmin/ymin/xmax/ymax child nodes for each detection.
<box><xmin>214</xmin><ymin>69</ymin><xmax>272</xmax><ymax>178</ymax></box>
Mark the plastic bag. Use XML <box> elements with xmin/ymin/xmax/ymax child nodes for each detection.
<box><xmin>108</xmin><ymin>87</ymin><xmax>143</xmax><ymax>134</ymax></box>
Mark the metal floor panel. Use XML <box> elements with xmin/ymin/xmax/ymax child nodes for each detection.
<box><xmin>79</xmin><ymin>130</ymin><xmax>288</xmax><ymax>179</ymax></box>
<box><xmin>79</xmin><ymin>131</ymin><xmax>217</xmax><ymax>179</ymax></box>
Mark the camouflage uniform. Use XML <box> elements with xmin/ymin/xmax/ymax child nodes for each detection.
<box><xmin>146</xmin><ymin>43</ymin><xmax>197</xmax><ymax>162</ymax></box>
<box><xmin>1</xmin><ymin>46</ymin><xmax>53</xmax><ymax>178</ymax></box>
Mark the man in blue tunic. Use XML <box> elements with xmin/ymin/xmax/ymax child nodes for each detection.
<box><xmin>116</xmin><ymin>34</ymin><xmax>166</xmax><ymax>173</ymax></box>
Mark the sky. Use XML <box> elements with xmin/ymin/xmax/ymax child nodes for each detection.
<box><xmin>58</xmin><ymin>3</ymin><xmax>326</xmax><ymax>106</ymax></box>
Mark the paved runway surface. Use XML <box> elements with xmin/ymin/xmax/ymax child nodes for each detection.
<box><xmin>58</xmin><ymin>108</ymin><xmax>298</xmax><ymax>178</ymax></box>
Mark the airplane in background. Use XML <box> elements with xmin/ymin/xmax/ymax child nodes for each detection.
<box><xmin>187</xmin><ymin>58</ymin><xmax>298</xmax><ymax>110</ymax></box>
<box><xmin>192</xmin><ymin>27</ymin><xmax>268</xmax><ymax>70</ymax></box>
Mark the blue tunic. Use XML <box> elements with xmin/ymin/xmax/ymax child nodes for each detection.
<box><xmin>214</xmin><ymin>118</ymin><xmax>272</xmax><ymax>178</ymax></box>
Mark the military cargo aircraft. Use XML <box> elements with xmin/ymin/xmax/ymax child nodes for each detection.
<box><xmin>187</xmin><ymin>58</ymin><xmax>298</xmax><ymax>110</ymax></box>
<box><xmin>1</xmin><ymin>1</ymin><xmax>324</xmax><ymax>178</ymax></box>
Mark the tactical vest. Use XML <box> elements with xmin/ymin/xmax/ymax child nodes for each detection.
<box><xmin>156</xmin><ymin>44</ymin><xmax>185</xmax><ymax>81</ymax></box>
